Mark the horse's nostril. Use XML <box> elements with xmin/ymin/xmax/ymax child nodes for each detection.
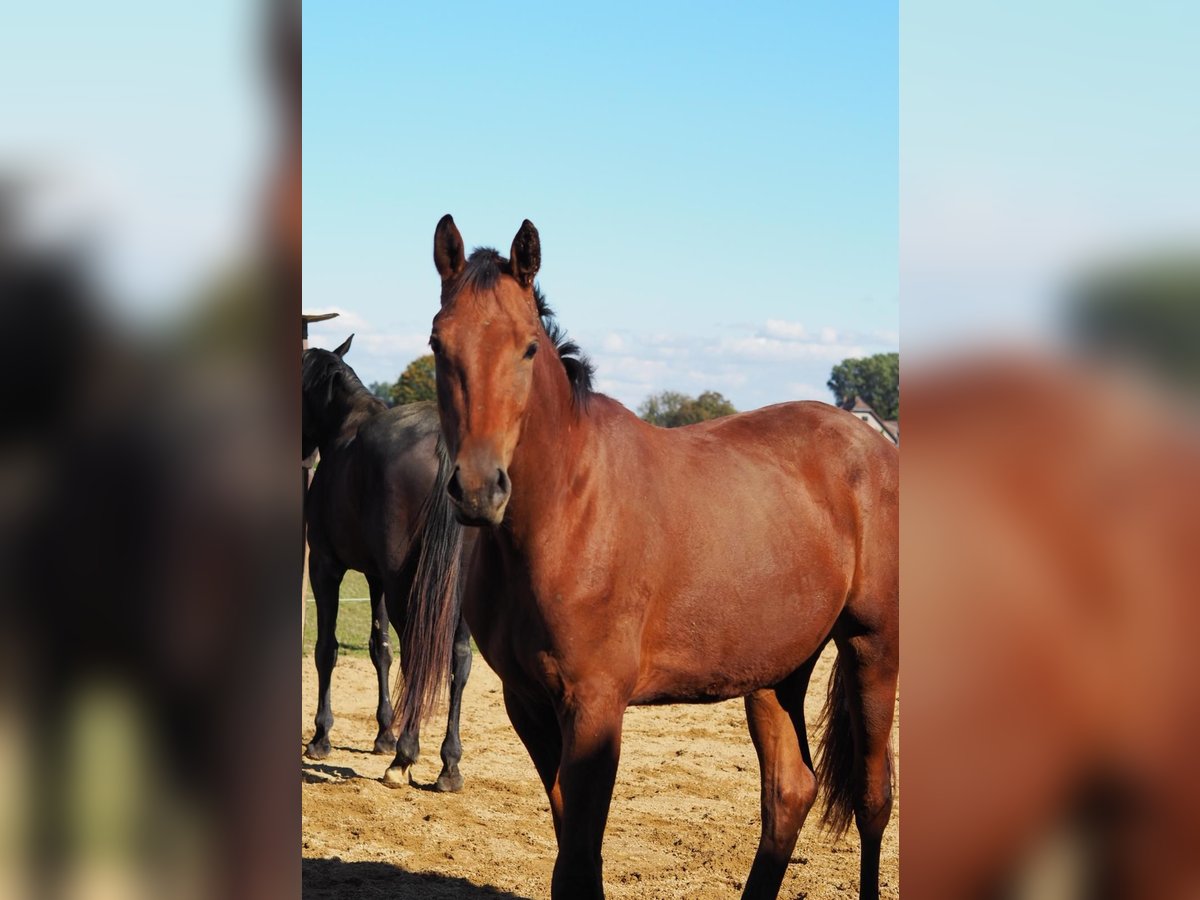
<box><xmin>495</xmin><ymin>468</ymin><xmax>510</xmax><ymax>498</ymax></box>
<box><xmin>447</xmin><ymin>465</ymin><xmax>464</xmax><ymax>502</ymax></box>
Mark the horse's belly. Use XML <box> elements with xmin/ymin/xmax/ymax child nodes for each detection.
<box><xmin>630</xmin><ymin>590</ymin><xmax>842</xmax><ymax>704</ymax></box>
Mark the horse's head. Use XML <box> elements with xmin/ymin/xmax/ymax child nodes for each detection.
<box><xmin>301</xmin><ymin>333</ymin><xmax>354</xmax><ymax>459</ymax></box>
<box><xmin>429</xmin><ymin>215</ymin><xmax>543</xmax><ymax>526</ymax></box>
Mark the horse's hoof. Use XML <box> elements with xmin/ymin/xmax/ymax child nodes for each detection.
<box><xmin>434</xmin><ymin>770</ymin><xmax>464</xmax><ymax>793</ymax></box>
<box><xmin>373</xmin><ymin>735</ymin><xmax>398</xmax><ymax>755</ymax></box>
<box><xmin>304</xmin><ymin>740</ymin><xmax>330</xmax><ymax>760</ymax></box>
<box><xmin>381</xmin><ymin>765</ymin><xmax>409</xmax><ymax>789</ymax></box>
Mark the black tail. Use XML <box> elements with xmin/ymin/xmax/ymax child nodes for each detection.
<box><xmin>391</xmin><ymin>438</ymin><xmax>464</xmax><ymax>737</ymax></box>
<box><xmin>815</xmin><ymin>653</ymin><xmax>857</xmax><ymax>839</ymax></box>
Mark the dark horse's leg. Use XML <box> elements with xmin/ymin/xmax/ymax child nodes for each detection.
<box><xmin>304</xmin><ymin>554</ymin><xmax>345</xmax><ymax>759</ymax></box>
<box><xmin>381</xmin><ymin>569</ymin><xmax>420</xmax><ymax>787</ymax></box>
<box><xmin>740</xmin><ymin>656</ymin><xmax>821</xmax><ymax>900</ymax></box>
<box><xmin>836</xmin><ymin>630</ymin><xmax>899</xmax><ymax>900</ymax></box>
<box><xmin>433</xmin><ymin>611</ymin><xmax>473</xmax><ymax>792</ymax></box>
<box><xmin>366</xmin><ymin>573</ymin><xmax>396</xmax><ymax>754</ymax></box>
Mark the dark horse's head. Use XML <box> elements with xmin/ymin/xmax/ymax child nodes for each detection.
<box><xmin>428</xmin><ymin>215</ymin><xmax>592</xmax><ymax>526</ymax></box>
<box><xmin>301</xmin><ymin>333</ymin><xmax>357</xmax><ymax>459</ymax></box>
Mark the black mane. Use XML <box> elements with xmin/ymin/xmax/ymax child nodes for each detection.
<box><xmin>533</xmin><ymin>284</ymin><xmax>595</xmax><ymax>406</ymax></box>
<box><xmin>302</xmin><ymin>346</ymin><xmax>384</xmax><ymax>415</ymax></box>
<box><xmin>454</xmin><ymin>247</ymin><xmax>595</xmax><ymax>406</ymax></box>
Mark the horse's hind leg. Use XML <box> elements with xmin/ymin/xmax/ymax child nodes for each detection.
<box><xmin>832</xmin><ymin>631</ymin><xmax>898</xmax><ymax>900</ymax></box>
<box><xmin>366</xmin><ymin>573</ymin><xmax>396</xmax><ymax>754</ymax></box>
<box><xmin>382</xmin><ymin>569</ymin><xmax>421</xmax><ymax>786</ymax></box>
<box><xmin>741</xmin><ymin>685</ymin><xmax>818</xmax><ymax>900</ymax></box>
<box><xmin>305</xmin><ymin>555</ymin><xmax>345</xmax><ymax>759</ymax></box>
<box><xmin>434</xmin><ymin>611</ymin><xmax>473</xmax><ymax>792</ymax></box>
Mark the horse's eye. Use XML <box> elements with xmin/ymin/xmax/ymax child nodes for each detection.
<box><xmin>429</xmin><ymin>335</ymin><xmax>442</xmax><ymax>355</ymax></box>
<box><xmin>524</xmin><ymin>341</ymin><xmax>539</xmax><ymax>360</ymax></box>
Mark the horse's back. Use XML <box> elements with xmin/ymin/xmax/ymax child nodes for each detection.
<box><xmin>358</xmin><ymin>400</ymin><xmax>440</xmax><ymax>448</ymax></box>
<box><xmin>690</xmin><ymin>399</ymin><xmax>895</xmax><ymax>475</ymax></box>
<box><xmin>650</xmin><ymin>400</ymin><xmax>897</xmax><ymax>525</ymax></box>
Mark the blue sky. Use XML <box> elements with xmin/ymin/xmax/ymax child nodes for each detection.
<box><xmin>0</xmin><ymin>0</ymin><xmax>264</xmax><ymax>320</ymax></box>
<box><xmin>304</xmin><ymin>2</ymin><xmax>898</xmax><ymax>410</ymax></box>
<box><xmin>8</xmin><ymin>3</ymin><xmax>1195</xmax><ymax>401</ymax></box>
<box><xmin>903</xmin><ymin>1</ymin><xmax>1200</xmax><ymax>352</ymax></box>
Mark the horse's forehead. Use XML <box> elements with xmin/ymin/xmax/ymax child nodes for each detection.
<box><xmin>446</xmin><ymin>285</ymin><xmax>537</xmax><ymax>332</ymax></box>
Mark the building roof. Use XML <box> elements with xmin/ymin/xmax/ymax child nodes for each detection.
<box><xmin>842</xmin><ymin>396</ymin><xmax>898</xmax><ymax>444</ymax></box>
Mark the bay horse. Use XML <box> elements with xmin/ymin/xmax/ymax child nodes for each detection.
<box><xmin>408</xmin><ymin>216</ymin><xmax>899</xmax><ymax>898</ymax></box>
<box><xmin>302</xmin><ymin>336</ymin><xmax>473</xmax><ymax>792</ymax></box>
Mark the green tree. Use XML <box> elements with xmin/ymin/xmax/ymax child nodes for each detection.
<box><xmin>827</xmin><ymin>353</ymin><xmax>899</xmax><ymax>421</ymax></box>
<box><xmin>638</xmin><ymin>390</ymin><xmax>737</xmax><ymax>427</ymax></box>
<box><xmin>390</xmin><ymin>354</ymin><xmax>437</xmax><ymax>405</ymax></box>
<box><xmin>367</xmin><ymin>381</ymin><xmax>394</xmax><ymax>406</ymax></box>
<box><xmin>1069</xmin><ymin>254</ymin><xmax>1200</xmax><ymax>392</ymax></box>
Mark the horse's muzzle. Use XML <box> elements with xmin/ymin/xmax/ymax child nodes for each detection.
<box><xmin>447</xmin><ymin>463</ymin><xmax>510</xmax><ymax>526</ymax></box>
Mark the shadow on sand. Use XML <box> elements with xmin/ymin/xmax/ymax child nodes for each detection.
<box><xmin>301</xmin><ymin>762</ymin><xmax>361</xmax><ymax>784</ymax></box>
<box><xmin>303</xmin><ymin>858</ymin><xmax>533</xmax><ymax>899</ymax></box>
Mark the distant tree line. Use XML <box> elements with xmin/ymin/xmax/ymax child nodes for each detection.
<box><xmin>369</xmin><ymin>354</ymin><xmax>437</xmax><ymax>407</ymax></box>
<box><xmin>638</xmin><ymin>390</ymin><xmax>737</xmax><ymax>427</ymax></box>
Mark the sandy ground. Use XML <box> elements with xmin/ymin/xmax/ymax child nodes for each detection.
<box><xmin>302</xmin><ymin>646</ymin><xmax>899</xmax><ymax>898</ymax></box>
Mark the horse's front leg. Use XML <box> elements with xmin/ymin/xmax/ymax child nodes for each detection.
<box><xmin>434</xmin><ymin>612</ymin><xmax>473</xmax><ymax>792</ymax></box>
<box><xmin>304</xmin><ymin>554</ymin><xmax>345</xmax><ymax>759</ymax></box>
<box><xmin>551</xmin><ymin>687</ymin><xmax>626</xmax><ymax>900</ymax></box>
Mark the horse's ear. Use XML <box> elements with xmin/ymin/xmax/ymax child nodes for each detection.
<box><xmin>434</xmin><ymin>214</ymin><xmax>465</xmax><ymax>283</ymax></box>
<box><xmin>333</xmin><ymin>334</ymin><xmax>353</xmax><ymax>358</ymax></box>
<box><xmin>509</xmin><ymin>219</ymin><xmax>540</xmax><ymax>289</ymax></box>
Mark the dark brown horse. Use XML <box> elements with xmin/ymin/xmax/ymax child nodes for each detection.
<box><xmin>302</xmin><ymin>337</ymin><xmax>473</xmax><ymax>792</ymax></box>
<box><xmin>407</xmin><ymin>216</ymin><xmax>899</xmax><ymax>899</ymax></box>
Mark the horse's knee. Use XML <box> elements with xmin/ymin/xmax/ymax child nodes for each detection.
<box><xmin>776</xmin><ymin>765</ymin><xmax>818</xmax><ymax>834</ymax></box>
<box><xmin>370</xmin><ymin>636</ymin><xmax>392</xmax><ymax>670</ymax></box>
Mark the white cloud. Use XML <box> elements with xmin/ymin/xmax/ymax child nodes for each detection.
<box><xmin>787</xmin><ymin>382</ymin><xmax>827</xmax><ymax>401</ymax></box>
<box><xmin>601</xmin><ymin>332</ymin><xmax>627</xmax><ymax>353</ymax></box>
<box><xmin>763</xmin><ymin>319</ymin><xmax>811</xmax><ymax>341</ymax></box>
<box><xmin>715</xmin><ymin>335</ymin><xmax>866</xmax><ymax>363</ymax></box>
<box><xmin>357</xmin><ymin>332</ymin><xmax>431</xmax><ymax>358</ymax></box>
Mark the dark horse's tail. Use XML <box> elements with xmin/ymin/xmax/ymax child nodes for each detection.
<box><xmin>391</xmin><ymin>438</ymin><xmax>464</xmax><ymax>738</ymax></box>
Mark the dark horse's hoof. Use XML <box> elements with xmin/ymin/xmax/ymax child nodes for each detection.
<box><xmin>304</xmin><ymin>740</ymin><xmax>331</xmax><ymax>760</ymax></box>
<box><xmin>434</xmin><ymin>769</ymin><xmax>464</xmax><ymax>793</ymax></box>
<box><xmin>373</xmin><ymin>734</ymin><xmax>398</xmax><ymax>755</ymax></box>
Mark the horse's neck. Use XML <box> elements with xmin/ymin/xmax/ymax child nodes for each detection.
<box><xmin>317</xmin><ymin>390</ymin><xmax>383</xmax><ymax>459</ymax></box>
<box><xmin>504</xmin><ymin>359</ymin><xmax>627</xmax><ymax>555</ymax></box>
